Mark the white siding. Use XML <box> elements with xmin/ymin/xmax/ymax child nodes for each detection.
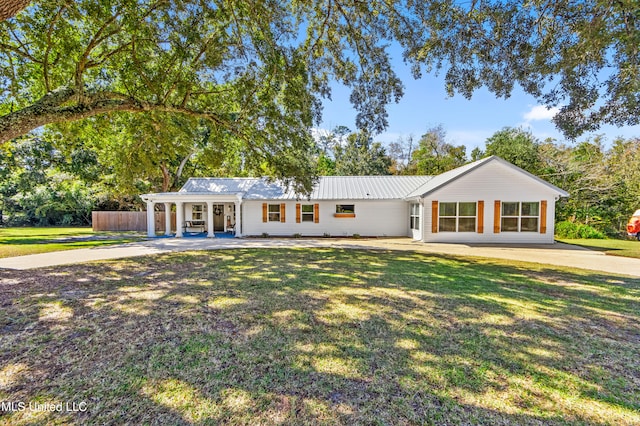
<box><xmin>185</xmin><ymin>203</ymin><xmax>195</xmax><ymax>221</ymax></box>
<box><xmin>242</xmin><ymin>200</ymin><xmax>410</xmax><ymax>237</ymax></box>
<box><xmin>422</xmin><ymin>161</ymin><xmax>558</xmax><ymax>243</ymax></box>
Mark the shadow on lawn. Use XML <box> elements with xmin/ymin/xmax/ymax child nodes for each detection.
<box><xmin>1</xmin><ymin>248</ymin><xmax>639</xmax><ymax>425</ymax></box>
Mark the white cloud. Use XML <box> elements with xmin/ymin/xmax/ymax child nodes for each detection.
<box><xmin>523</xmin><ymin>105</ymin><xmax>560</xmax><ymax>122</ymax></box>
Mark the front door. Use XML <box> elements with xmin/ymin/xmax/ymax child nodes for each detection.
<box><xmin>213</xmin><ymin>204</ymin><xmax>225</xmax><ymax>231</ymax></box>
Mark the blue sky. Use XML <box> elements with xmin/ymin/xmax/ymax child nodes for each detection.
<box><xmin>319</xmin><ymin>59</ymin><xmax>640</xmax><ymax>152</ymax></box>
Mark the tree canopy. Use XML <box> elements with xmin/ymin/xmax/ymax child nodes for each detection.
<box><xmin>333</xmin><ymin>131</ymin><xmax>391</xmax><ymax>176</ymax></box>
<box><xmin>482</xmin><ymin>127</ymin><xmax>541</xmax><ymax>174</ymax></box>
<box><xmin>410</xmin><ymin>125</ymin><xmax>466</xmax><ymax>175</ymax></box>
<box><xmin>0</xmin><ymin>0</ymin><xmax>639</xmax><ymax>189</ymax></box>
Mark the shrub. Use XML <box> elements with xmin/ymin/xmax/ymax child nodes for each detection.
<box><xmin>260</xmin><ymin>232</ymin><xmax>269</xmax><ymax>238</ymax></box>
<box><xmin>555</xmin><ymin>221</ymin><xmax>606</xmax><ymax>239</ymax></box>
<box><xmin>293</xmin><ymin>233</ymin><xmax>302</xmax><ymax>238</ymax></box>
<box><xmin>323</xmin><ymin>232</ymin><xmax>331</xmax><ymax>238</ymax></box>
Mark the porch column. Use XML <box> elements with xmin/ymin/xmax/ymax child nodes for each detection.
<box><xmin>175</xmin><ymin>201</ymin><xmax>184</xmax><ymax>238</ymax></box>
<box><xmin>163</xmin><ymin>202</ymin><xmax>172</xmax><ymax>236</ymax></box>
<box><xmin>235</xmin><ymin>200</ymin><xmax>242</xmax><ymax>237</ymax></box>
<box><xmin>146</xmin><ymin>201</ymin><xmax>156</xmax><ymax>237</ymax></box>
<box><xmin>206</xmin><ymin>201</ymin><xmax>215</xmax><ymax>238</ymax></box>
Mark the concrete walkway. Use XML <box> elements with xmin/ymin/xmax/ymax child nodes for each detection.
<box><xmin>1</xmin><ymin>237</ymin><xmax>639</xmax><ymax>277</ymax></box>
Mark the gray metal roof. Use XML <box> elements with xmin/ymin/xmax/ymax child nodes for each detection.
<box><xmin>179</xmin><ymin>177</ymin><xmax>261</xmax><ymax>194</ymax></box>
<box><xmin>306</xmin><ymin>176</ymin><xmax>432</xmax><ymax>200</ymax></box>
<box><xmin>166</xmin><ymin>156</ymin><xmax>568</xmax><ymax>201</ymax></box>
<box><xmin>404</xmin><ymin>156</ymin><xmax>569</xmax><ymax>198</ymax></box>
<box><xmin>178</xmin><ymin>175</ymin><xmax>432</xmax><ymax>200</ymax></box>
<box><xmin>244</xmin><ymin>175</ymin><xmax>432</xmax><ymax>200</ymax></box>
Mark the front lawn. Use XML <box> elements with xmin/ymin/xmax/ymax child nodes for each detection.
<box><xmin>557</xmin><ymin>238</ymin><xmax>640</xmax><ymax>259</ymax></box>
<box><xmin>0</xmin><ymin>227</ymin><xmax>145</xmax><ymax>258</ymax></box>
<box><xmin>1</xmin><ymin>249</ymin><xmax>638</xmax><ymax>425</ymax></box>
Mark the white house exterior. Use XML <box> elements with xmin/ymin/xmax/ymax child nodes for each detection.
<box><xmin>140</xmin><ymin>156</ymin><xmax>569</xmax><ymax>243</ymax></box>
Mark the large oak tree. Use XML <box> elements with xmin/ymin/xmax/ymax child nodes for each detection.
<box><xmin>0</xmin><ymin>0</ymin><xmax>638</xmax><ymax>188</ymax></box>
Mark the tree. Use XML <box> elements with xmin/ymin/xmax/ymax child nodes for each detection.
<box><xmin>538</xmin><ymin>136</ymin><xmax>626</xmax><ymax>234</ymax></box>
<box><xmin>484</xmin><ymin>127</ymin><xmax>541</xmax><ymax>174</ymax></box>
<box><xmin>407</xmin><ymin>1</ymin><xmax>640</xmax><ymax>138</ymax></box>
<box><xmin>606</xmin><ymin>137</ymin><xmax>640</xmax><ymax>230</ymax></box>
<box><xmin>316</xmin><ymin>152</ymin><xmax>336</xmax><ymax>176</ymax></box>
<box><xmin>1</xmin><ymin>0</ymin><xmax>638</xmax><ymax>166</ymax></box>
<box><xmin>387</xmin><ymin>135</ymin><xmax>415</xmax><ymax>175</ymax></box>
<box><xmin>333</xmin><ymin>131</ymin><xmax>391</xmax><ymax>176</ymax></box>
<box><xmin>0</xmin><ymin>134</ymin><xmax>100</xmax><ymax>225</ymax></box>
<box><xmin>470</xmin><ymin>147</ymin><xmax>484</xmax><ymax>162</ymax></box>
<box><xmin>410</xmin><ymin>126</ymin><xmax>466</xmax><ymax>175</ymax></box>
<box><xmin>0</xmin><ymin>0</ymin><xmax>29</xmax><ymax>22</ymax></box>
<box><xmin>0</xmin><ymin>0</ymin><xmax>406</xmax><ymax>192</ymax></box>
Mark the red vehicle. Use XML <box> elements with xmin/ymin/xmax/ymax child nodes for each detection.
<box><xmin>627</xmin><ymin>209</ymin><xmax>640</xmax><ymax>240</ymax></box>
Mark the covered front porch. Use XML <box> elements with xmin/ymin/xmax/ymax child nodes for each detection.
<box><xmin>139</xmin><ymin>193</ymin><xmax>243</xmax><ymax>238</ymax></box>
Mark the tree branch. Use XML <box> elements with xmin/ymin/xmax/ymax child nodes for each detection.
<box><xmin>43</xmin><ymin>4</ymin><xmax>67</xmax><ymax>92</ymax></box>
<box><xmin>0</xmin><ymin>87</ymin><xmax>231</xmax><ymax>144</ymax></box>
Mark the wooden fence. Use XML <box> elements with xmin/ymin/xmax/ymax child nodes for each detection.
<box><xmin>92</xmin><ymin>211</ymin><xmax>176</xmax><ymax>232</ymax></box>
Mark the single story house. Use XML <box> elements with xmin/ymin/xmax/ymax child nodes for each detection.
<box><xmin>140</xmin><ymin>155</ymin><xmax>569</xmax><ymax>243</ymax></box>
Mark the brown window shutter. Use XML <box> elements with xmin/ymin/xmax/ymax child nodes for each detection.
<box><xmin>494</xmin><ymin>200</ymin><xmax>501</xmax><ymax>233</ymax></box>
<box><xmin>296</xmin><ymin>203</ymin><xmax>301</xmax><ymax>223</ymax></box>
<box><xmin>314</xmin><ymin>203</ymin><xmax>319</xmax><ymax>223</ymax></box>
<box><xmin>540</xmin><ymin>200</ymin><xmax>547</xmax><ymax>234</ymax></box>
<box><xmin>262</xmin><ymin>203</ymin><xmax>267</xmax><ymax>223</ymax></box>
<box><xmin>280</xmin><ymin>203</ymin><xmax>286</xmax><ymax>222</ymax></box>
<box><xmin>431</xmin><ymin>201</ymin><xmax>438</xmax><ymax>233</ymax></box>
<box><xmin>477</xmin><ymin>201</ymin><xmax>484</xmax><ymax>233</ymax></box>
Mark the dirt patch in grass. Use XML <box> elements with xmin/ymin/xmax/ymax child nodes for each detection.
<box><xmin>1</xmin><ymin>249</ymin><xmax>639</xmax><ymax>425</ymax></box>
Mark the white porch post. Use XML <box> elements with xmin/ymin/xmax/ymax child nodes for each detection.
<box><xmin>175</xmin><ymin>201</ymin><xmax>184</xmax><ymax>238</ymax></box>
<box><xmin>235</xmin><ymin>200</ymin><xmax>242</xmax><ymax>237</ymax></box>
<box><xmin>163</xmin><ymin>202</ymin><xmax>172</xmax><ymax>236</ymax></box>
<box><xmin>207</xmin><ymin>201</ymin><xmax>215</xmax><ymax>238</ymax></box>
<box><xmin>146</xmin><ymin>201</ymin><xmax>156</xmax><ymax>237</ymax></box>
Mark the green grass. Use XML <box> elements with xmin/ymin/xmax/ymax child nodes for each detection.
<box><xmin>558</xmin><ymin>238</ymin><xmax>640</xmax><ymax>259</ymax></box>
<box><xmin>0</xmin><ymin>227</ymin><xmax>145</xmax><ymax>258</ymax></box>
<box><xmin>1</xmin><ymin>248</ymin><xmax>639</xmax><ymax>425</ymax></box>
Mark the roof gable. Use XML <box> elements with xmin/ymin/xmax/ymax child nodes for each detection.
<box><xmin>405</xmin><ymin>156</ymin><xmax>569</xmax><ymax>199</ymax></box>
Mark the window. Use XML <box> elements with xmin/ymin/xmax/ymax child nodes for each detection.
<box><xmin>410</xmin><ymin>203</ymin><xmax>420</xmax><ymax>230</ymax></box>
<box><xmin>336</xmin><ymin>204</ymin><xmax>355</xmax><ymax>214</ymax></box>
<box><xmin>268</xmin><ymin>204</ymin><xmax>280</xmax><ymax>222</ymax></box>
<box><xmin>192</xmin><ymin>204</ymin><xmax>204</xmax><ymax>221</ymax></box>
<box><xmin>501</xmin><ymin>202</ymin><xmax>539</xmax><ymax>232</ymax></box>
<box><xmin>335</xmin><ymin>204</ymin><xmax>355</xmax><ymax>217</ymax></box>
<box><xmin>439</xmin><ymin>202</ymin><xmax>476</xmax><ymax>232</ymax></box>
<box><xmin>301</xmin><ymin>204</ymin><xmax>315</xmax><ymax>222</ymax></box>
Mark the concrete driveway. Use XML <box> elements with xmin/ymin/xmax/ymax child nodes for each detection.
<box><xmin>0</xmin><ymin>237</ymin><xmax>639</xmax><ymax>277</ymax></box>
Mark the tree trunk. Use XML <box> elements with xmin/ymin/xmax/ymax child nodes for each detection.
<box><xmin>160</xmin><ymin>163</ymin><xmax>171</xmax><ymax>192</ymax></box>
<box><xmin>0</xmin><ymin>0</ymin><xmax>30</xmax><ymax>21</ymax></box>
<box><xmin>175</xmin><ymin>152</ymin><xmax>193</xmax><ymax>186</ymax></box>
